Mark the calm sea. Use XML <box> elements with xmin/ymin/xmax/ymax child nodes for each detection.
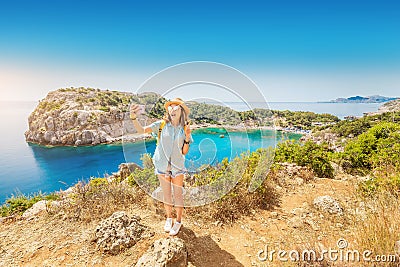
<box><xmin>0</xmin><ymin>101</ymin><xmax>382</xmax><ymax>203</ymax></box>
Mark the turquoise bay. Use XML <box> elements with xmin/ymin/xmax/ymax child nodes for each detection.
<box><xmin>1</xmin><ymin>127</ymin><xmax>300</xmax><ymax>204</ymax></box>
<box><xmin>0</xmin><ymin>101</ymin><xmax>303</xmax><ymax>203</ymax></box>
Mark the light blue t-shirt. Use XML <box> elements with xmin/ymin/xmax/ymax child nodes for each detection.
<box><xmin>149</xmin><ymin>120</ymin><xmax>193</xmax><ymax>172</ymax></box>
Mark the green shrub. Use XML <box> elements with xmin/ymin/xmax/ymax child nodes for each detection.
<box><xmin>274</xmin><ymin>140</ymin><xmax>334</xmax><ymax>178</ymax></box>
<box><xmin>340</xmin><ymin>122</ymin><xmax>400</xmax><ymax>174</ymax></box>
<box><xmin>359</xmin><ymin>174</ymin><xmax>400</xmax><ymax>197</ymax></box>
<box><xmin>128</xmin><ymin>168</ymin><xmax>158</xmax><ymax>192</ymax></box>
<box><xmin>89</xmin><ymin>177</ymin><xmax>108</xmax><ymax>188</ymax></box>
<box><xmin>1</xmin><ymin>193</ymin><xmax>45</xmax><ymax>217</ymax></box>
<box><xmin>141</xmin><ymin>153</ymin><xmax>155</xmax><ymax>169</ymax></box>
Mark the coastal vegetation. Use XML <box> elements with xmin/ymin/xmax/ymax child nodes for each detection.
<box><xmin>274</xmin><ymin>140</ymin><xmax>334</xmax><ymax>178</ymax></box>
<box><xmin>316</xmin><ymin>110</ymin><xmax>400</xmax><ymax>138</ymax></box>
<box><xmin>0</xmin><ymin>192</ymin><xmax>60</xmax><ymax>217</ymax></box>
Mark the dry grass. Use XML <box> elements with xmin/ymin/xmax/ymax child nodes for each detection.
<box><xmin>353</xmin><ymin>192</ymin><xmax>400</xmax><ymax>265</ymax></box>
<box><xmin>56</xmin><ymin>179</ymin><xmax>146</xmax><ymax>222</ymax></box>
<box><xmin>186</xmin><ymin>179</ymin><xmax>281</xmax><ymax>224</ymax></box>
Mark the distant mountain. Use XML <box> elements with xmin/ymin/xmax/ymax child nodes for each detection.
<box><xmin>329</xmin><ymin>95</ymin><xmax>398</xmax><ymax>103</ymax></box>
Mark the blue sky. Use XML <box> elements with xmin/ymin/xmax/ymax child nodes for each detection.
<box><xmin>0</xmin><ymin>0</ymin><xmax>399</xmax><ymax>101</ymax></box>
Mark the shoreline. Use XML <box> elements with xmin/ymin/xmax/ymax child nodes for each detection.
<box><xmin>26</xmin><ymin>123</ymin><xmax>307</xmax><ymax>148</ymax></box>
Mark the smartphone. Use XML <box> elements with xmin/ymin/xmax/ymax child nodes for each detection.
<box><xmin>138</xmin><ymin>104</ymin><xmax>145</xmax><ymax>115</ymax></box>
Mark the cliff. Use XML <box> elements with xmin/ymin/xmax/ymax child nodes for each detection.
<box><xmin>24</xmin><ymin>87</ymin><xmax>160</xmax><ymax>146</ymax></box>
<box><xmin>376</xmin><ymin>98</ymin><xmax>400</xmax><ymax>113</ymax></box>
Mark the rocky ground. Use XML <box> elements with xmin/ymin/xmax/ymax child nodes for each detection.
<box><xmin>367</xmin><ymin>98</ymin><xmax>400</xmax><ymax>116</ymax></box>
<box><xmin>1</xmin><ymin>167</ymin><xmax>377</xmax><ymax>267</ymax></box>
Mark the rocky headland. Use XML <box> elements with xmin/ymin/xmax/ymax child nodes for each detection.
<box><xmin>366</xmin><ymin>97</ymin><xmax>400</xmax><ymax>116</ymax></box>
<box><xmin>24</xmin><ymin>87</ymin><xmax>160</xmax><ymax>146</ymax></box>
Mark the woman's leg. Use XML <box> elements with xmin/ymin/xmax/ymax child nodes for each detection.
<box><xmin>158</xmin><ymin>174</ymin><xmax>172</xmax><ymax>218</ymax></box>
<box><xmin>171</xmin><ymin>173</ymin><xmax>184</xmax><ymax>222</ymax></box>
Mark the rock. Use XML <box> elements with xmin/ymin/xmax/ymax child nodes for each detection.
<box><xmin>305</xmin><ymin>219</ymin><xmax>320</xmax><ymax>231</ymax></box>
<box><xmin>294</xmin><ymin>177</ymin><xmax>304</xmax><ymax>185</ymax></box>
<box><xmin>22</xmin><ymin>200</ymin><xmax>47</xmax><ymax>218</ymax></box>
<box><xmin>44</xmin><ymin>117</ymin><xmax>55</xmax><ymax>131</ymax></box>
<box><xmin>331</xmin><ymin>162</ymin><xmax>344</xmax><ymax>176</ymax></box>
<box><xmin>270</xmin><ymin>211</ymin><xmax>278</xmax><ymax>218</ymax></box>
<box><xmin>81</xmin><ymin>130</ymin><xmax>94</xmax><ymax>145</ymax></box>
<box><xmin>291</xmin><ymin>207</ymin><xmax>307</xmax><ymax>217</ymax></box>
<box><xmin>313</xmin><ymin>195</ymin><xmax>343</xmax><ymax>215</ymax></box>
<box><xmin>135</xmin><ymin>237</ymin><xmax>187</xmax><ymax>267</ymax></box>
<box><xmin>94</xmin><ymin>211</ymin><xmax>151</xmax><ymax>255</ymax></box>
<box><xmin>288</xmin><ymin>216</ymin><xmax>304</xmax><ymax>228</ymax></box>
<box><xmin>274</xmin><ymin>163</ymin><xmax>314</xmax><ymax>186</ymax></box>
<box><xmin>367</xmin><ymin>98</ymin><xmax>400</xmax><ymax>115</ymax></box>
<box><xmin>107</xmin><ymin>162</ymin><xmax>142</xmax><ymax>182</ymax></box>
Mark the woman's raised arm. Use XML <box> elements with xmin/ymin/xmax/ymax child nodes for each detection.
<box><xmin>130</xmin><ymin>104</ymin><xmax>153</xmax><ymax>134</ymax></box>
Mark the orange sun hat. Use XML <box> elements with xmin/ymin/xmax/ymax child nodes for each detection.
<box><xmin>164</xmin><ymin>98</ymin><xmax>190</xmax><ymax>115</ymax></box>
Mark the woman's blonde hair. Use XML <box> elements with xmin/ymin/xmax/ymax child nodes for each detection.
<box><xmin>163</xmin><ymin>105</ymin><xmax>188</xmax><ymax>127</ymax></box>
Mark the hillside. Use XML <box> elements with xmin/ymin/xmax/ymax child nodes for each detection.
<box><xmin>1</xmin><ymin>162</ymin><xmax>391</xmax><ymax>266</ymax></box>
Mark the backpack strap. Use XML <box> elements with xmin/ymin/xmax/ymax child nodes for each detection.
<box><xmin>157</xmin><ymin>120</ymin><xmax>166</xmax><ymax>144</ymax></box>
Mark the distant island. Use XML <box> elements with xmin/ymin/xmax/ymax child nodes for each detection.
<box><xmin>328</xmin><ymin>95</ymin><xmax>398</xmax><ymax>103</ymax></box>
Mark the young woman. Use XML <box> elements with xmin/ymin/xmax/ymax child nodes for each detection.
<box><xmin>130</xmin><ymin>98</ymin><xmax>192</xmax><ymax>236</ymax></box>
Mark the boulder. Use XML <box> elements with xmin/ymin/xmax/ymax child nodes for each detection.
<box><xmin>135</xmin><ymin>237</ymin><xmax>187</xmax><ymax>267</ymax></box>
<box><xmin>22</xmin><ymin>200</ymin><xmax>47</xmax><ymax>218</ymax></box>
<box><xmin>94</xmin><ymin>211</ymin><xmax>150</xmax><ymax>255</ymax></box>
<box><xmin>313</xmin><ymin>195</ymin><xmax>343</xmax><ymax>215</ymax></box>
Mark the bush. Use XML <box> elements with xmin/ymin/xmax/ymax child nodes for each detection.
<box><xmin>340</xmin><ymin>122</ymin><xmax>400</xmax><ymax>175</ymax></box>
<box><xmin>60</xmin><ymin>179</ymin><xmax>143</xmax><ymax>222</ymax></box>
<box><xmin>274</xmin><ymin>140</ymin><xmax>334</xmax><ymax>178</ymax></box>
<box><xmin>1</xmin><ymin>192</ymin><xmax>60</xmax><ymax>217</ymax></box>
<box><xmin>186</xmin><ymin>150</ymin><xmax>280</xmax><ymax>223</ymax></box>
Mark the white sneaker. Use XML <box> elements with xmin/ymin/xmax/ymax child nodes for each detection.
<box><xmin>164</xmin><ymin>218</ymin><xmax>173</xmax><ymax>232</ymax></box>
<box><xmin>169</xmin><ymin>221</ymin><xmax>182</xmax><ymax>236</ymax></box>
